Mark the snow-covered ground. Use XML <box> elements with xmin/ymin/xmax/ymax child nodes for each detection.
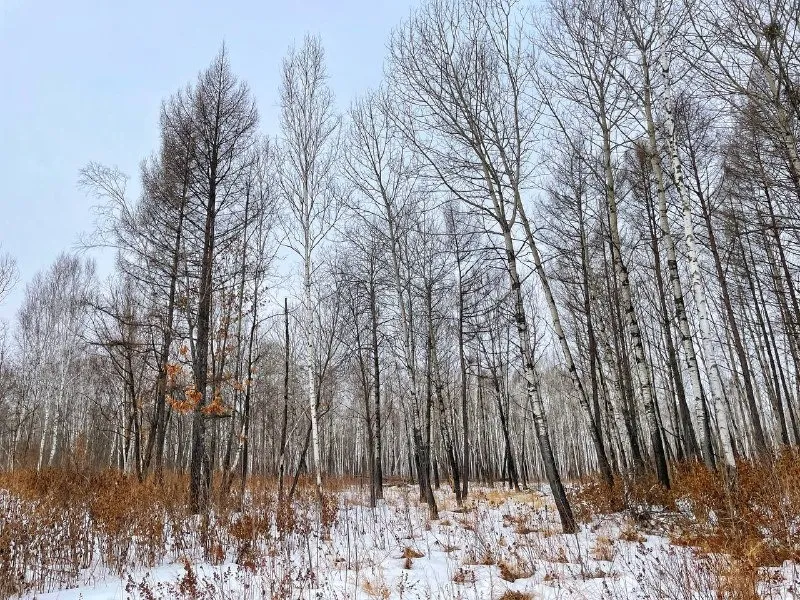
<box><xmin>18</xmin><ymin>485</ymin><xmax>800</xmax><ymax>599</ymax></box>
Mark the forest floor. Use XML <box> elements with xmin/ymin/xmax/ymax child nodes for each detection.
<box><xmin>2</xmin><ymin>458</ymin><xmax>800</xmax><ymax>599</ymax></box>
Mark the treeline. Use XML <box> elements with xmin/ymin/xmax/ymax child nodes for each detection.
<box><xmin>1</xmin><ymin>0</ymin><xmax>799</xmax><ymax>534</ymax></box>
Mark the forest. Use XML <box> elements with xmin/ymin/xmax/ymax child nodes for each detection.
<box><xmin>1</xmin><ymin>0</ymin><xmax>799</xmax><ymax>597</ymax></box>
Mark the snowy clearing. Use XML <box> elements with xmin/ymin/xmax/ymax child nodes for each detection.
<box><xmin>12</xmin><ymin>484</ymin><xmax>798</xmax><ymax>600</ymax></box>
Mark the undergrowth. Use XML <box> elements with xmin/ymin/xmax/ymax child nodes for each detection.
<box><xmin>0</xmin><ymin>468</ymin><xmax>348</xmax><ymax>598</ymax></box>
<box><xmin>1</xmin><ymin>454</ymin><xmax>798</xmax><ymax>599</ymax></box>
<box><xmin>569</xmin><ymin>449</ymin><xmax>800</xmax><ymax>597</ymax></box>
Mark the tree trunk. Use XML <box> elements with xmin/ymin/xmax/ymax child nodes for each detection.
<box><xmin>600</xmin><ymin>114</ymin><xmax>670</xmax><ymax>488</ymax></box>
<box><xmin>640</xmin><ymin>56</ymin><xmax>714</xmax><ymax>470</ymax></box>
<box><xmin>278</xmin><ymin>299</ymin><xmax>291</xmax><ymax>502</ymax></box>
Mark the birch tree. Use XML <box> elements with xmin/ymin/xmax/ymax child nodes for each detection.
<box><xmin>540</xmin><ymin>0</ymin><xmax>670</xmax><ymax>487</ymax></box>
<box><xmin>345</xmin><ymin>90</ymin><xmax>439</xmax><ymax>517</ymax></box>
<box><xmin>650</xmin><ymin>4</ymin><xmax>739</xmax><ymax>476</ymax></box>
<box><xmin>0</xmin><ymin>250</ymin><xmax>17</xmax><ymax>306</ymax></box>
<box><xmin>613</xmin><ymin>0</ymin><xmax>719</xmax><ymax>471</ymax></box>
<box><xmin>16</xmin><ymin>254</ymin><xmax>95</xmax><ymax>471</ymax></box>
<box><xmin>278</xmin><ymin>34</ymin><xmax>341</xmax><ymax>505</ymax></box>
<box><xmin>387</xmin><ymin>0</ymin><xmax>577</xmax><ymax>530</ymax></box>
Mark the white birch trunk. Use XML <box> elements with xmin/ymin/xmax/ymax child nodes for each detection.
<box><xmin>382</xmin><ymin>199</ymin><xmax>438</xmax><ymax>519</ymax></box>
<box><xmin>37</xmin><ymin>401</ymin><xmax>50</xmax><ymax>472</ymax></box>
<box><xmin>759</xmin><ymin>57</ymin><xmax>800</xmax><ymax>190</ymax></box>
<box><xmin>303</xmin><ymin>201</ymin><xmax>324</xmax><ymax>503</ymax></box>
<box><xmin>640</xmin><ymin>54</ymin><xmax>713</xmax><ymax>469</ymax></box>
<box><xmin>48</xmin><ymin>416</ymin><xmax>59</xmax><ymax>467</ymax></box>
<box><xmin>658</xmin><ymin>48</ymin><xmax>737</xmax><ymax>475</ymax></box>
<box><xmin>478</xmin><ymin>158</ymin><xmax>575</xmax><ymax>531</ymax></box>
<box><xmin>600</xmin><ymin>112</ymin><xmax>670</xmax><ymax>488</ymax></box>
<box><xmin>515</xmin><ymin>198</ymin><xmax>613</xmax><ymax>485</ymax></box>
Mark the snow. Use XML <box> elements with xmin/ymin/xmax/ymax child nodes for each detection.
<box><xmin>18</xmin><ymin>485</ymin><xmax>800</xmax><ymax>599</ymax></box>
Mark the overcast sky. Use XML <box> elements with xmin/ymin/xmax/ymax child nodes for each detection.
<box><xmin>0</xmin><ymin>0</ymin><xmax>416</xmax><ymax>322</ymax></box>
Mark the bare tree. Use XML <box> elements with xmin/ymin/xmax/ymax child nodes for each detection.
<box><xmin>387</xmin><ymin>0</ymin><xmax>577</xmax><ymax>531</ymax></box>
<box><xmin>185</xmin><ymin>46</ymin><xmax>258</xmax><ymax>513</ymax></box>
<box><xmin>539</xmin><ymin>0</ymin><xmax>670</xmax><ymax>488</ymax></box>
<box><xmin>278</xmin><ymin>34</ymin><xmax>341</xmax><ymax>505</ymax></box>
<box><xmin>0</xmin><ymin>250</ymin><xmax>19</xmax><ymax>306</ymax></box>
<box><xmin>345</xmin><ymin>89</ymin><xmax>439</xmax><ymax>517</ymax></box>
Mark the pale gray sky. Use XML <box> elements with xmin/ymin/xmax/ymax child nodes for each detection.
<box><xmin>0</xmin><ymin>0</ymin><xmax>416</xmax><ymax>321</ymax></box>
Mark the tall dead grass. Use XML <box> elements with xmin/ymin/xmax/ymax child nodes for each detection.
<box><xmin>0</xmin><ymin>468</ymin><xmax>350</xmax><ymax>598</ymax></box>
<box><xmin>569</xmin><ymin>449</ymin><xmax>800</xmax><ymax>597</ymax></box>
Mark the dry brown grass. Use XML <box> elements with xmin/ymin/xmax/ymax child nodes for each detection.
<box><xmin>0</xmin><ymin>467</ymin><xmax>352</xmax><ymax>598</ymax></box>
<box><xmin>399</xmin><ymin>546</ymin><xmax>425</xmax><ymax>559</ymax></box>
<box><xmin>668</xmin><ymin>453</ymin><xmax>800</xmax><ymax>567</ymax></box>
<box><xmin>452</xmin><ymin>566</ymin><xmax>477</xmax><ymax>584</ymax></box>
<box><xmin>498</xmin><ymin>588</ymin><xmax>536</xmax><ymax>599</ymax></box>
<box><xmin>591</xmin><ymin>535</ymin><xmax>615</xmax><ymax>562</ymax></box>
<box><xmin>3</xmin><ymin>457</ymin><xmax>797</xmax><ymax>599</ymax></box>
<box><xmin>361</xmin><ymin>575</ymin><xmax>391</xmax><ymax>599</ymax></box>
<box><xmin>498</xmin><ymin>557</ymin><xmax>534</xmax><ymax>582</ymax></box>
<box><xmin>713</xmin><ymin>557</ymin><xmax>764</xmax><ymax>600</ymax></box>
<box><xmin>399</xmin><ymin>546</ymin><xmax>424</xmax><ymax>569</ymax></box>
<box><xmin>569</xmin><ymin>450</ymin><xmax>800</xmax><ymax>574</ymax></box>
<box><xmin>0</xmin><ymin>468</ymin><xmax>192</xmax><ymax>596</ymax></box>
<box><xmin>618</xmin><ymin>522</ymin><xmax>646</xmax><ymax>543</ymax></box>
